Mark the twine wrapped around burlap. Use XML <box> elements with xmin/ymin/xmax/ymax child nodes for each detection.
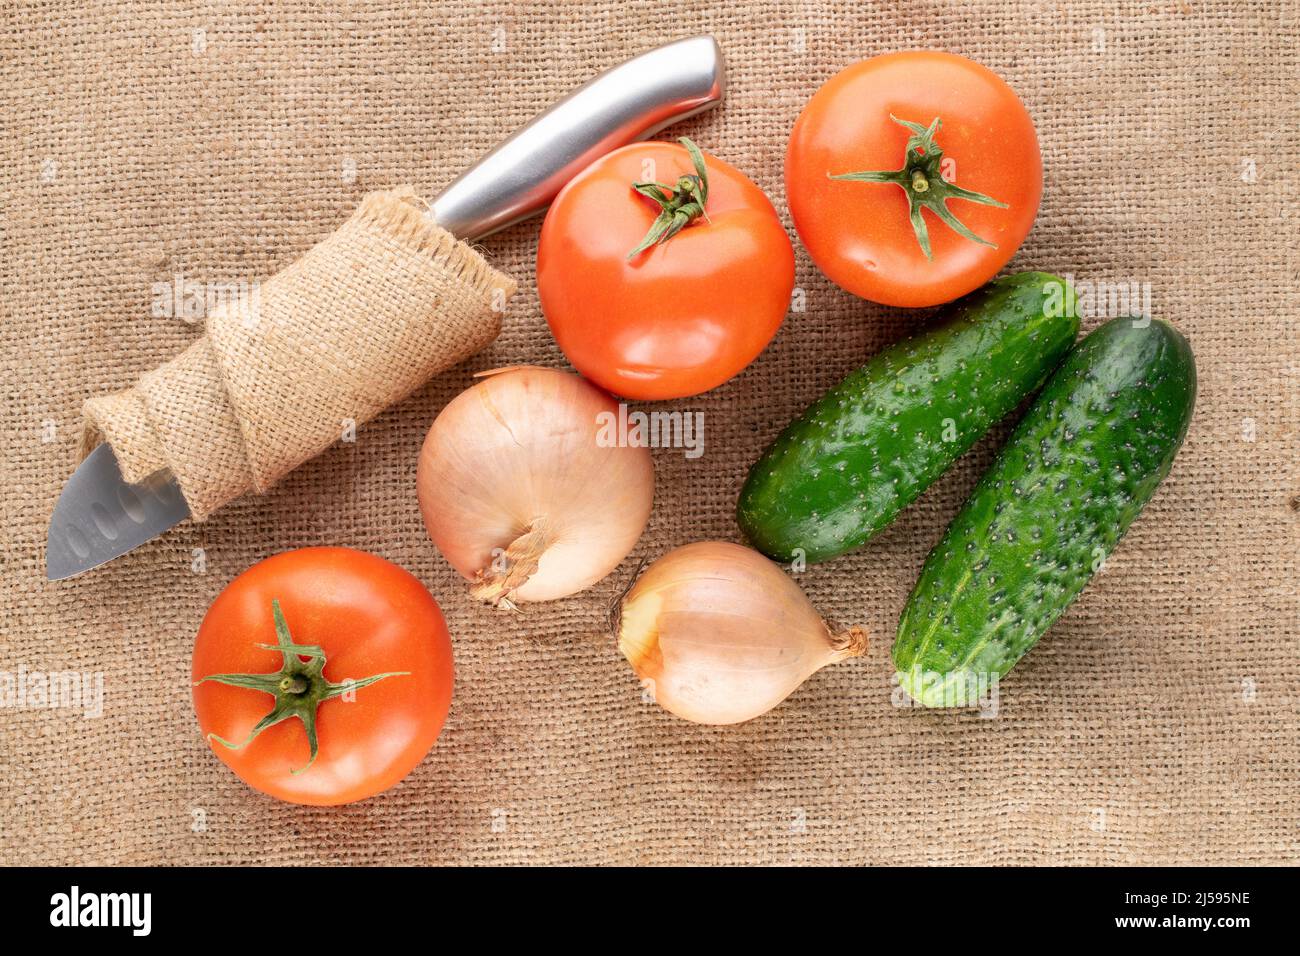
<box><xmin>80</xmin><ymin>188</ymin><xmax>515</xmax><ymax>520</ymax></box>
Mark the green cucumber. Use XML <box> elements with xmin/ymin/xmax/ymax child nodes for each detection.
<box><xmin>893</xmin><ymin>317</ymin><xmax>1197</xmax><ymax>706</ymax></box>
<box><xmin>737</xmin><ymin>272</ymin><xmax>1079</xmax><ymax>564</ymax></box>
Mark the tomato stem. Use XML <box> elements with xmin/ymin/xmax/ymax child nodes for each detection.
<box><xmin>830</xmin><ymin>115</ymin><xmax>1008</xmax><ymax>260</ymax></box>
<box><xmin>194</xmin><ymin>599</ymin><xmax>408</xmax><ymax>774</ymax></box>
<box><xmin>626</xmin><ymin>137</ymin><xmax>711</xmax><ymax>260</ymax></box>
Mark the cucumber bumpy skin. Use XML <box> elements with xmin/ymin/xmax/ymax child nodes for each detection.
<box><xmin>738</xmin><ymin>272</ymin><xmax>1080</xmax><ymax>564</ymax></box>
<box><xmin>893</xmin><ymin>317</ymin><xmax>1197</xmax><ymax>707</ymax></box>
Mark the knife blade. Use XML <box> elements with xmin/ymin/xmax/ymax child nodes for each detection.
<box><xmin>46</xmin><ymin>443</ymin><xmax>192</xmax><ymax>580</ymax></box>
<box><xmin>46</xmin><ymin>36</ymin><xmax>726</xmax><ymax>580</ymax></box>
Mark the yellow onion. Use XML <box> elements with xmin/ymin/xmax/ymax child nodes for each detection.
<box><xmin>616</xmin><ymin>541</ymin><xmax>867</xmax><ymax>724</ymax></box>
<box><xmin>418</xmin><ymin>366</ymin><xmax>654</xmax><ymax>608</ymax></box>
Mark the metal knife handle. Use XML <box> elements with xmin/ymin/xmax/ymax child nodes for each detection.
<box><xmin>428</xmin><ymin>35</ymin><xmax>725</xmax><ymax>241</ymax></box>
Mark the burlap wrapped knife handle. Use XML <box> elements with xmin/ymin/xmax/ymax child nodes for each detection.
<box><xmin>82</xmin><ymin>190</ymin><xmax>512</xmax><ymax>520</ymax></box>
<box><xmin>77</xmin><ymin>37</ymin><xmax>725</xmax><ymax>523</ymax></box>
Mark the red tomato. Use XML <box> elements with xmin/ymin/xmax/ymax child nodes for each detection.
<box><xmin>538</xmin><ymin>140</ymin><xmax>795</xmax><ymax>400</ymax></box>
<box><xmin>192</xmin><ymin>547</ymin><xmax>452</xmax><ymax>806</ymax></box>
<box><xmin>786</xmin><ymin>51</ymin><xmax>1042</xmax><ymax>308</ymax></box>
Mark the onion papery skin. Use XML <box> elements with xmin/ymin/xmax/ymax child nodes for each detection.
<box><xmin>617</xmin><ymin>541</ymin><xmax>866</xmax><ymax>724</ymax></box>
<box><xmin>418</xmin><ymin>366</ymin><xmax>654</xmax><ymax>605</ymax></box>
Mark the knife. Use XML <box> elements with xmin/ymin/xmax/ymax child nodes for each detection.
<box><xmin>46</xmin><ymin>35</ymin><xmax>725</xmax><ymax>581</ymax></box>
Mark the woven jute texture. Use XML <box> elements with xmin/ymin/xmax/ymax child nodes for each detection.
<box><xmin>2</xmin><ymin>1</ymin><xmax>1297</xmax><ymax>865</ymax></box>
<box><xmin>83</xmin><ymin>188</ymin><xmax>514</xmax><ymax>520</ymax></box>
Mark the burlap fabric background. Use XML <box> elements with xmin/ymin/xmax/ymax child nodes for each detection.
<box><xmin>2</xmin><ymin>1</ymin><xmax>1296</xmax><ymax>865</ymax></box>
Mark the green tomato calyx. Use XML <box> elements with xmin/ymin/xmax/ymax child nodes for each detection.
<box><xmin>194</xmin><ymin>599</ymin><xmax>408</xmax><ymax>775</ymax></box>
<box><xmin>627</xmin><ymin>137</ymin><xmax>712</xmax><ymax>260</ymax></box>
<box><xmin>830</xmin><ymin>115</ymin><xmax>1008</xmax><ymax>260</ymax></box>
